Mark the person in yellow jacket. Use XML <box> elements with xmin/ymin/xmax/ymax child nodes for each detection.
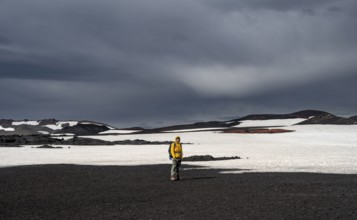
<box><xmin>170</xmin><ymin>136</ymin><xmax>183</xmax><ymax>181</ymax></box>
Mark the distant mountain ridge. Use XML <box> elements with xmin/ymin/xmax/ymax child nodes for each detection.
<box><xmin>0</xmin><ymin>110</ymin><xmax>356</xmax><ymax>136</ymax></box>
<box><xmin>0</xmin><ymin>119</ymin><xmax>115</xmax><ymax>136</ymax></box>
<box><xmin>230</xmin><ymin>110</ymin><xmax>357</xmax><ymax>125</ymax></box>
<box><xmin>235</xmin><ymin>110</ymin><xmax>328</xmax><ymax>121</ymax></box>
<box><xmin>135</xmin><ymin>110</ymin><xmax>356</xmax><ymax>133</ymax></box>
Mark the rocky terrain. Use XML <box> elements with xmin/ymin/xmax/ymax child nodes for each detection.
<box><xmin>181</xmin><ymin>155</ymin><xmax>241</xmax><ymax>161</ymax></box>
<box><xmin>222</xmin><ymin>128</ymin><xmax>294</xmax><ymax>134</ymax></box>
<box><xmin>35</xmin><ymin>145</ymin><xmax>64</xmax><ymax>149</ymax></box>
<box><xmin>0</xmin><ymin>135</ymin><xmax>172</xmax><ymax>147</ymax></box>
<box><xmin>298</xmin><ymin>113</ymin><xmax>356</xmax><ymax>125</ymax></box>
<box><xmin>1</xmin><ymin>164</ymin><xmax>357</xmax><ymax>219</ymax></box>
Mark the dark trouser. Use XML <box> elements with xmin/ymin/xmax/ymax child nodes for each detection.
<box><xmin>171</xmin><ymin>159</ymin><xmax>181</xmax><ymax>177</ymax></box>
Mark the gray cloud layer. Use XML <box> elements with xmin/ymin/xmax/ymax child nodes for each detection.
<box><xmin>1</xmin><ymin>0</ymin><xmax>357</xmax><ymax>127</ymax></box>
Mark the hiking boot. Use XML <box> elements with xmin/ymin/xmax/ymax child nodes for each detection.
<box><xmin>176</xmin><ymin>175</ymin><xmax>181</xmax><ymax>180</ymax></box>
<box><xmin>170</xmin><ymin>176</ymin><xmax>177</xmax><ymax>181</ymax></box>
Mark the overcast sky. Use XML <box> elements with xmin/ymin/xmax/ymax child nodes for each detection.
<box><xmin>1</xmin><ymin>0</ymin><xmax>357</xmax><ymax>127</ymax></box>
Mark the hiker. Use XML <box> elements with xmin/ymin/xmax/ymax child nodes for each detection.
<box><xmin>170</xmin><ymin>136</ymin><xmax>183</xmax><ymax>181</ymax></box>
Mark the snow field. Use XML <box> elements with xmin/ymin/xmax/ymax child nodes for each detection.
<box><xmin>85</xmin><ymin>125</ymin><xmax>357</xmax><ymax>174</ymax></box>
<box><xmin>234</xmin><ymin>118</ymin><xmax>307</xmax><ymax>128</ymax></box>
<box><xmin>99</xmin><ymin>130</ymin><xmax>140</xmax><ymax>134</ymax></box>
<box><xmin>12</xmin><ymin>121</ymin><xmax>40</xmax><ymax>126</ymax></box>
<box><xmin>0</xmin><ymin>125</ymin><xmax>357</xmax><ymax>174</ymax></box>
<box><xmin>0</xmin><ymin>145</ymin><xmax>167</xmax><ymax>167</ymax></box>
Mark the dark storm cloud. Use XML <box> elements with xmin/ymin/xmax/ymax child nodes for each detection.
<box><xmin>1</xmin><ymin>0</ymin><xmax>357</xmax><ymax>126</ymax></box>
<box><xmin>238</xmin><ymin>73</ymin><xmax>357</xmax><ymax>117</ymax></box>
<box><xmin>0</xmin><ymin>34</ymin><xmax>10</xmax><ymax>44</ymax></box>
<box><xmin>204</xmin><ymin>0</ymin><xmax>340</xmax><ymax>12</ymax></box>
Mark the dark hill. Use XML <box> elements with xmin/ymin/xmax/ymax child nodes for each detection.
<box><xmin>55</xmin><ymin>124</ymin><xmax>110</xmax><ymax>135</ymax></box>
<box><xmin>141</xmin><ymin>121</ymin><xmax>239</xmax><ymax>133</ymax></box>
<box><xmin>139</xmin><ymin>110</ymin><xmax>356</xmax><ymax>133</ymax></box>
<box><xmin>298</xmin><ymin>113</ymin><xmax>357</xmax><ymax>125</ymax></box>
<box><xmin>235</xmin><ymin>110</ymin><xmax>327</xmax><ymax>121</ymax></box>
<box><xmin>350</xmin><ymin>116</ymin><xmax>357</xmax><ymax>121</ymax></box>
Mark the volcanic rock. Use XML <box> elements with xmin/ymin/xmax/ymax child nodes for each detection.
<box><xmin>61</xmin><ymin>137</ymin><xmax>113</xmax><ymax>145</ymax></box>
<box><xmin>0</xmin><ymin>135</ymin><xmax>60</xmax><ymax>147</ymax></box>
<box><xmin>38</xmin><ymin>119</ymin><xmax>58</xmax><ymax>126</ymax></box>
<box><xmin>182</xmin><ymin>155</ymin><xmax>240</xmax><ymax>161</ymax></box>
<box><xmin>113</xmin><ymin>139</ymin><xmax>171</xmax><ymax>145</ymax></box>
<box><xmin>55</xmin><ymin>123</ymin><xmax>110</xmax><ymax>135</ymax></box>
<box><xmin>36</xmin><ymin>145</ymin><xmax>63</xmax><ymax>149</ymax></box>
<box><xmin>0</xmin><ymin>135</ymin><xmax>175</xmax><ymax>147</ymax></box>
<box><xmin>223</xmin><ymin>128</ymin><xmax>294</xmax><ymax>134</ymax></box>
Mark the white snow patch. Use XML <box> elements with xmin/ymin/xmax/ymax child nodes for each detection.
<box><xmin>99</xmin><ymin>130</ymin><xmax>140</xmax><ymax>134</ymax></box>
<box><xmin>235</xmin><ymin>118</ymin><xmax>307</xmax><ymax>128</ymax></box>
<box><xmin>44</xmin><ymin>125</ymin><xmax>60</xmax><ymax>130</ymax></box>
<box><xmin>49</xmin><ymin>135</ymin><xmax>73</xmax><ymax>140</ymax></box>
<box><xmin>12</xmin><ymin>121</ymin><xmax>40</xmax><ymax>126</ymax></box>
<box><xmin>51</xmin><ymin>133</ymin><xmax>75</xmax><ymax>136</ymax></box>
<box><xmin>37</xmin><ymin>131</ymin><xmax>49</xmax><ymax>135</ymax></box>
<box><xmin>43</xmin><ymin>121</ymin><xmax>78</xmax><ymax>130</ymax></box>
<box><xmin>0</xmin><ymin>125</ymin><xmax>15</xmax><ymax>131</ymax></box>
<box><xmin>1</xmin><ymin>125</ymin><xmax>357</xmax><ymax>175</ymax></box>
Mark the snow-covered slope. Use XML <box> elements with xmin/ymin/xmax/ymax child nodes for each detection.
<box><xmin>234</xmin><ymin>118</ymin><xmax>307</xmax><ymax>128</ymax></box>
<box><xmin>0</xmin><ymin>125</ymin><xmax>15</xmax><ymax>131</ymax></box>
<box><xmin>99</xmin><ymin>129</ymin><xmax>141</xmax><ymax>134</ymax></box>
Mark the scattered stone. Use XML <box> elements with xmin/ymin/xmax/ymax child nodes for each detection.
<box><xmin>182</xmin><ymin>155</ymin><xmax>241</xmax><ymax>162</ymax></box>
<box><xmin>36</xmin><ymin>145</ymin><xmax>63</xmax><ymax>149</ymax></box>
<box><xmin>223</xmin><ymin>128</ymin><xmax>294</xmax><ymax>134</ymax></box>
<box><xmin>113</xmin><ymin>139</ymin><xmax>172</xmax><ymax>145</ymax></box>
<box><xmin>0</xmin><ymin>135</ymin><xmax>178</xmax><ymax>146</ymax></box>
<box><xmin>61</xmin><ymin>137</ymin><xmax>113</xmax><ymax>145</ymax></box>
<box><xmin>0</xmin><ymin>135</ymin><xmax>60</xmax><ymax>147</ymax></box>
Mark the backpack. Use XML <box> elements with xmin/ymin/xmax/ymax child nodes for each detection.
<box><xmin>168</xmin><ymin>142</ymin><xmax>173</xmax><ymax>160</ymax></box>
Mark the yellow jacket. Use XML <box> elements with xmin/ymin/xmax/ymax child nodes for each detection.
<box><xmin>171</xmin><ymin>142</ymin><xmax>183</xmax><ymax>159</ymax></box>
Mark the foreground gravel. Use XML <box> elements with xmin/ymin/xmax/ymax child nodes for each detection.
<box><xmin>1</xmin><ymin>164</ymin><xmax>357</xmax><ymax>219</ymax></box>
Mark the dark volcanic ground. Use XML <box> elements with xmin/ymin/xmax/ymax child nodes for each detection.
<box><xmin>1</xmin><ymin>165</ymin><xmax>357</xmax><ymax>220</ymax></box>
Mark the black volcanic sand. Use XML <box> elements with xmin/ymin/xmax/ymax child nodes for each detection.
<box><xmin>1</xmin><ymin>165</ymin><xmax>357</xmax><ymax>219</ymax></box>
